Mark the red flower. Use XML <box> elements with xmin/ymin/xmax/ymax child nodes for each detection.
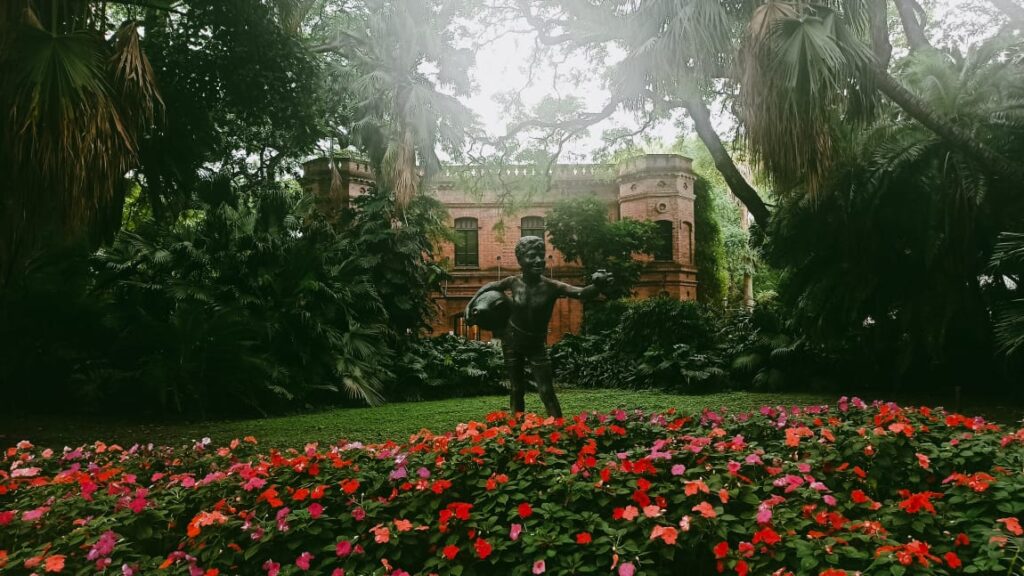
<box><xmin>576</xmin><ymin>532</ymin><xmax>592</xmax><ymax>544</ymax></box>
<box><xmin>752</xmin><ymin>527</ymin><xmax>781</xmax><ymax>546</ymax></box>
<box><xmin>713</xmin><ymin>541</ymin><xmax>730</xmax><ymax>559</ymax></box>
<box><xmin>897</xmin><ymin>490</ymin><xmax>942</xmax><ymax>515</ymax></box>
<box><xmin>340</xmin><ymin>479</ymin><xmax>360</xmax><ymax>494</ymax></box>
<box><xmin>944</xmin><ymin>551</ymin><xmax>962</xmax><ymax>569</ymax></box>
<box><xmin>518</xmin><ymin>503</ymin><xmax>533</xmax><ymax>519</ymax></box>
<box><xmin>441</xmin><ymin>545</ymin><xmax>459</xmax><ymax>560</ymax></box>
<box><xmin>474</xmin><ymin>538</ymin><xmax>492</xmax><ymax>559</ymax></box>
<box><xmin>819</xmin><ymin>570</ymin><xmax>848</xmax><ymax>576</ymax></box>
<box><xmin>954</xmin><ymin>533</ymin><xmax>970</xmax><ymax>547</ymax></box>
<box><xmin>735</xmin><ymin>559</ymin><xmax>748</xmax><ymax>576</ymax></box>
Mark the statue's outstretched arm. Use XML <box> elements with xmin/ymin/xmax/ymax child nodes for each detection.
<box><xmin>555</xmin><ymin>270</ymin><xmax>613</xmax><ymax>300</ymax></box>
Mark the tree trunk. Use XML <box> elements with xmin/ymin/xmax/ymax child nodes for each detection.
<box><xmin>868</xmin><ymin>0</ymin><xmax>893</xmax><ymax>67</ymax></box>
<box><xmin>872</xmin><ymin>68</ymin><xmax>1024</xmax><ymax>182</ymax></box>
<box><xmin>989</xmin><ymin>0</ymin><xmax>1024</xmax><ymax>26</ymax></box>
<box><xmin>893</xmin><ymin>0</ymin><xmax>931</xmax><ymax>51</ymax></box>
<box><xmin>683</xmin><ymin>97</ymin><xmax>772</xmax><ymax>228</ymax></box>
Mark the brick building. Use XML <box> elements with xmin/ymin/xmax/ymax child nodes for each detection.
<box><xmin>301</xmin><ymin>153</ymin><xmax>698</xmax><ymax>344</ymax></box>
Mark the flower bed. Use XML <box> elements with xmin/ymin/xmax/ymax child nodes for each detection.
<box><xmin>2</xmin><ymin>399</ymin><xmax>1023</xmax><ymax>575</ymax></box>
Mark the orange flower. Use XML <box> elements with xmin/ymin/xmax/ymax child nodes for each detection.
<box><xmin>186</xmin><ymin>511</ymin><xmax>228</xmax><ymax>538</ymax></box>
<box><xmin>44</xmin><ymin>555</ymin><xmax>66</xmax><ymax>573</ymax></box>
<box><xmin>692</xmin><ymin>501</ymin><xmax>717</xmax><ymax>519</ymax></box>
<box><xmin>684</xmin><ymin>479</ymin><xmax>709</xmax><ymax>496</ymax></box>
<box><xmin>650</xmin><ymin>525</ymin><xmax>678</xmax><ymax>545</ymax></box>
<box><xmin>998</xmin><ymin>517</ymin><xmax>1023</xmax><ymax>536</ymax></box>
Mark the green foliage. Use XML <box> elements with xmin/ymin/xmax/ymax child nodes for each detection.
<box><xmin>766</xmin><ymin>39</ymin><xmax>1024</xmax><ymax>393</ymax></box>
<box><xmin>137</xmin><ymin>0</ymin><xmax>326</xmax><ymax>220</ymax></box>
<box><xmin>546</xmin><ymin>197</ymin><xmax>660</xmax><ymax>299</ymax></box>
<box><xmin>694</xmin><ymin>176</ymin><xmax>728</xmax><ymax>307</ymax></box>
<box><xmin>553</xmin><ymin>298</ymin><xmax>726</xmax><ymax>392</ymax></box>
<box><xmin>0</xmin><ymin>187</ymin><xmax>397</xmax><ymax>417</ymax></box>
<box><xmin>990</xmin><ymin>232</ymin><xmax>1024</xmax><ymax>357</ymax></box>
<box><xmin>346</xmin><ymin>187</ymin><xmax>451</xmax><ymax>336</ymax></box>
<box><xmin>390</xmin><ymin>335</ymin><xmax>507</xmax><ymax>401</ymax></box>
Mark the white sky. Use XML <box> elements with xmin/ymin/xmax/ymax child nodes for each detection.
<box><xmin>455</xmin><ymin>0</ymin><xmax>1001</xmax><ymax>162</ymax></box>
<box><xmin>457</xmin><ymin>29</ymin><xmax>688</xmax><ymax>162</ymax></box>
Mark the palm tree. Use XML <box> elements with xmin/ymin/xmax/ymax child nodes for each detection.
<box><xmin>314</xmin><ymin>0</ymin><xmax>473</xmax><ymax>209</ymax></box>
<box><xmin>0</xmin><ymin>1</ymin><xmax>161</xmax><ymax>291</ymax></box>
<box><xmin>737</xmin><ymin>0</ymin><xmax>1023</xmax><ymax>194</ymax></box>
<box><xmin>766</xmin><ymin>36</ymin><xmax>1024</xmax><ymax>390</ymax></box>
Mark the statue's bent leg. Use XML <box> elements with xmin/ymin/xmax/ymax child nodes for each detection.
<box><xmin>502</xmin><ymin>342</ymin><xmax>527</xmax><ymax>414</ymax></box>
<box><xmin>529</xmin><ymin>350</ymin><xmax>562</xmax><ymax>418</ymax></box>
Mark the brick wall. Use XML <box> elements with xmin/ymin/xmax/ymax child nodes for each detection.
<box><xmin>301</xmin><ymin>155</ymin><xmax>698</xmax><ymax>343</ymax></box>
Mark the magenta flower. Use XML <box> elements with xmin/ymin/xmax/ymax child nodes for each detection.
<box><xmin>276</xmin><ymin>507</ymin><xmax>291</xmax><ymax>532</ymax></box>
<box><xmin>336</xmin><ymin>540</ymin><xmax>353</xmax><ymax>557</ymax></box>
<box><xmin>262</xmin><ymin>560</ymin><xmax>280</xmax><ymax>576</ymax></box>
<box><xmin>618</xmin><ymin>562</ymin><xmax>635</xmax><ymax>576</ymax></box>
<box><xmin>308</xmin><ymin>503</ymin><xmax>324</xmax><ymax>519</ymax></box>
<box><xmin>295</xmin><ymin>552</ymin><xmax>314</xmax><ymax>570</ymax></box>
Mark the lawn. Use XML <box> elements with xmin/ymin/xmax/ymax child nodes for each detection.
<box><xmin>5</xmin><ymin>388</ymin><xmax>1022</xmax><ymax>450</ymax></box>
<box><xmin>1</xmin><ymin>390</ymin><xmax>838</xmax><ymax>448</ymax></box>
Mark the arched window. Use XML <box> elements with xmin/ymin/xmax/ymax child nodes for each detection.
<box><xmin>654</xmin><ymin>220</ymin><xmax>674</xmax><ymax>261</ymax></box>
<box><xmin>454</xmin><ymin>217</ymin><xmax>479</xmax><ymax>267</ymax></box>
<box><xmin>521</xmin><ymin>216</ymin><xmax>545</xmax><ymax>239</ymax></box>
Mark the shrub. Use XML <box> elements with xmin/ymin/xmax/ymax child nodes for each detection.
<box><xmin>555</xmin><ymin>298</ymin><xmax>726</xmax><ymax>392</ymax></box>
<box><xmin>390</xmin><ymin>335</ymin><xmax>507</xmax><ymax>400</ymax></box>
<box><xmin>2</xmin><ymin>400</ymin><xmax>1023</xmax><ymax>575</ymax></box>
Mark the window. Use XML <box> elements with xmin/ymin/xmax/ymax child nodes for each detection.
<box><xmin>454</xmin><ymin>217</ymin><xmax>479</xmax><ymax>267</ymax></box>
<box><xmin>654</xmin><ymin>220</ymin><xmax>674</xmax><ymax>261</ymax></box>
<box><xmin>521</xmin><ymin>216</ymin><xmax>545</xmax><ymax>239</ymax></box>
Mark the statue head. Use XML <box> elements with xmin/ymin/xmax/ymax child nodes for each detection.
<box><xmin>515</xmin><ymin>235</ymin><xmax>546</xmax><ymax>278</ymax></box>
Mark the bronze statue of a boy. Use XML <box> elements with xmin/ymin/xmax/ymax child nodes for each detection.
<box><xmin>465</xmin><ymin>235</ymin><xmax>612</xmax><ymax>417</ymax></box>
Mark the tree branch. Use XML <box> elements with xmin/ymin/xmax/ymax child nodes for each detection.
<box><xmin>678</xmin><ymin>97</ymin><xmax>772</xmax><ymax>228</ymax></box>
<box><xmin>893</xmin><ymin>0</ymin><xmax>931</xmax><ymax>52</ymax></box>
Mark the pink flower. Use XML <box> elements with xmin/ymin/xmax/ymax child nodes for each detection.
<box><xmin>532</xmin><ymin>560</ymin><xmax>546</xmax><ymax>574</ymax></box>
<box><xmin>11</xmin><ymin>467</ymin><xmax>40</xmax><ymax>478</ymax></box>
<box><xmin>336</xmin><ymin>540</ymin><xmax>353</xmax><ymax>557</ymax></box>
<box><xmin>276</xmin><ymin>507</ymin><xmax>291</xmax><ymax>532</ymax></box>
<box><xmin>308</xmin><ymin>503</ymin><xmax>324</xmax><ymax>519</ymax></box>
<box><xmin>243</xmin><ymin>477</ymin><xmax>267</xmax><ymax>491</ymax></box>
<box><xmin>352</xmin><ymin>507</ymin><xmax>366</xmax><ymax>521</ymax></box>
<box><xmin>21</xmin><ymin>506</ymin><xmax>49</xmax><ymax>522</ymax></box>
<box><xmin>678</xmin><ymin>515</ymin><xmax>691</xmax><ymax>531</ymax></box>
<box><xmin>295</xmin><ymin>552</ymin><xmax>313</xmax><ymax>571</ymax></box>
<box><xmin>331</xmin><ymin>570</ymin><xmax>345</xmax><ymax>576</ymax></box>
<box><xmin>262</xmin><ymin>560</ymin><xmax>281</xmax><ymax>576</ymax></box>
<box><xmin>621</xmin><ymin>506</ymin><xmax>639</xmax><ymax>521</ymax></box>
<box><xmin>618</xmin><ymin>562</ymin><xmax>635</xmax><ymax>576</ymax></box>
<box><xmin>756</xmin><ymin>505</ymin><xmax>772</xmax><ymax>524</ymax></box>
<box><xmin>510</xmin><ymin>523</ymin><xmax>523</xmax><ymax>541</ymax></box>
<box><xmin>670</xmin><ymin>464</ymin><xmax>686</xmax><ymax>476</ymax></box>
